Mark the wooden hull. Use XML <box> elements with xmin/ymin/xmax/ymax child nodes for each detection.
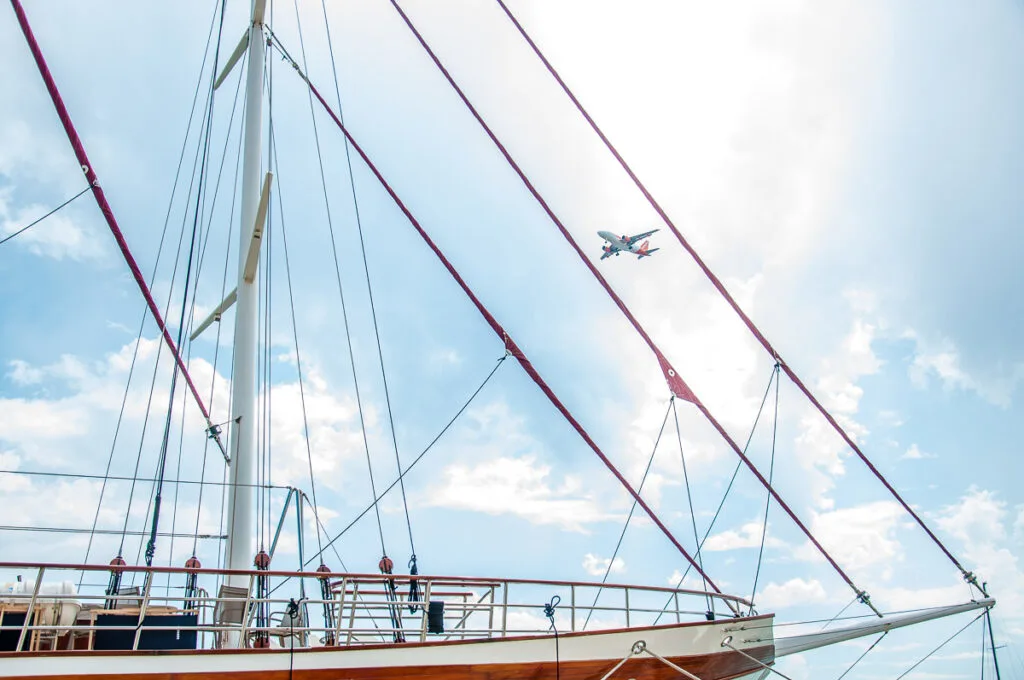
<box><xmin>0</xmin><ymin>617</ymin><xmax>774</xmax><ymax>680</ymax></box>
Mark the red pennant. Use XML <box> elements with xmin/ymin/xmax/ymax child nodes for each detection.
<box><xmin>656</xmin><ymin>350</ymin><xmax>699</xmax><ymax>404</ymax></box>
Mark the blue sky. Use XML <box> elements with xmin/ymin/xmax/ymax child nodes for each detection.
<box><xmin>1</xmin><ymin>0</ymin><xmax>1022</xmax><ymax>676</ymax></box>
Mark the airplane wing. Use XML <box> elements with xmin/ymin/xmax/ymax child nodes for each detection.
<box><xmin>625</xmin><ymin>229</ymin><xmax>659</xmax><ymax>246</ymax></box>
<box><xmin>600</xmin><ymin>249</ymin><xmax>613</xmax><ymax>260</ymax></box>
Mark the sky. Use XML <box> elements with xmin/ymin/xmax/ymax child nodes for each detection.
<box><xmin>1</xmin><ymin>0</ymin><xmax>1023</xmax><ymax>676</ymax></box>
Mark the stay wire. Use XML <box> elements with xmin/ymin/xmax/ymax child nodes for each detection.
<box><xmin>582</xmin><ymin>398</ymin><xmax>672</xmax><ymax>631</ymax></box>
<box><xmin>895</xmin><ymin>611</ymin><xmax>987</xmax><ymax>679</ymax></box>
<box><xmin>0</xmin><ymin>186</ymin><xmax>89</xmax><ymax>247</ymax></box>
<box><xmin>749</xmin><ymin>363</ymin><xmax>781</xmax><ymax>612</ymax></box>
<box><xmin>285</xmin><ymin>1</ymin><xmax>382</xmax><ymax>562</ymax></box>
<box><xmin>653</xmin><ymin>365</ymin><xmax>779</xmax><ymax>623</ymax></box>
<box><xmin>269</xmin><ymin>125</ymin><xmax>326</xmax><ymax>558</ymax></box>
<box><xmin>318</xmin><ymin>0</ymin><xmax>416</xmax><ymax>561</ymax></box>
<box><xmin>835</xmin><ymin>631</ymin><xmax>887</xmax><ymax>680</ymax></box>
<box><xmin>145</xmin><ymin>0</ymin><xmax>227</xmax><ymax>568</ymax></box>
<box><xmin>287</xmin><ymin>0</ymin><xmax>340</xmax><ymax>561</ymax></box>
<box><xmin>85</xmin><ymin>0</ymin><xmax>223</xmax><ymax>567</ymax></box>
<box><xmin>125</xmin><ymin>9</ymin><xmax>225</xmax><ymax>559</ymax></box>
<box><xmin>305</xmin><ymin>354</ymin><xmax>507</xmax><ymax>568</ymax></box>
<box><xmin>193</xmin><ymin>48</ymin><xmax>248</xmax><ymax>552</ymax></box>
<box><xmin>672</xmin><ymin>397</ymin><xmax>710</xmax><ymax>612</ymax></box>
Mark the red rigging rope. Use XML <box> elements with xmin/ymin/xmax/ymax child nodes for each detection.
<box><xmin>11</xmin><ymin>0</ymin><xmax>224</xmax><ymax>454</ymax></box>
<box><xmin>491</xmin><ymin>0</ymin><xmax>975</xmax><ymax>590</ymax></box>
<box><xmin>385</xmin><ymin>1</ymin><xmax>879</xmax><ymax>614</ymax></box>
<box><xmin>263</xmin><ymin>33</ymin><xmax>724</xmax><ymax>598</ymax></box>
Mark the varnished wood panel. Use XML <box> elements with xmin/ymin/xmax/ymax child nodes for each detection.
<box><xmin>2</xmin><ymin>645</ymin><xmax>774</xmax><ymax>680</ymax></box>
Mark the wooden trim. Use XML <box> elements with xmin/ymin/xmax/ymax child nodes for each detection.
<box><xmin>0</xmin><ymin>615</ymin><xmax>773</xmax><ymax>659</ymax></box>
<box><xmin>0</xmin><ymin>645</ymin><xmax>774</xmax><ymax>680</ymax></box>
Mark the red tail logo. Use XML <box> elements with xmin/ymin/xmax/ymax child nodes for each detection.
<box><xmin>638</xmin><ymin>240</ymin><xmax>650</xmax><ymax>255</ymax></box>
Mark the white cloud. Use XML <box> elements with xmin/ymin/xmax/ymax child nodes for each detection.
<box><xmin>797</xmin><ymin>501</ymin><xmax>905</xmax><ymax>576</ymax></box>
<box><xmin>0</xmin><ymin>186</ymin><xmax>105</xmax><ymax>261</ymax></box>
<box><xmin>907</xmin><ymin>333</ymin><xmax>1024</xmax><ymax>408</ymax></box>
<box><xmin>902</xmin><ymin>443</ymin><xmax>935</xmax><ymax>460</ymax></box>
<box><xmin>582</xmin><ymin>553</ymin><xmax>625</xmax><ymax>577</ymax></box>
<box><xmin>703</xmin><ymin>520</ymin><xmax>784</xmax><ymax>552</ymax></box>
<box><xmin>427</xmin><ymin>455</ymin><xmax>615</xmax><ymax>533</ymax></box>
<box><xmin>756</xmin><ymin>577</ymin><xmax>828</xmax><ymax>609</ymax></box>
<box><xmin>793</xmin><ymin>314</ymin><xmax>882</xmax><ymax>509</ymax></box>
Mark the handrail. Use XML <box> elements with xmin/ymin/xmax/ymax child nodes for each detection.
<box><xmin>0</xmin><ymin>561</ymin><xmax>767</xmax><ymax>654</ymax></box>
<box><xmin>0</xmin><ymin>562</ymin><xmax>752</xmax><ymax>608</ymax></box>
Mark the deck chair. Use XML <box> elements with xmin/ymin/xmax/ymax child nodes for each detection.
<box><xmin>212</xmin><ymin>585</ymin><xmax>249</xmax><ymax>649</ymax></box>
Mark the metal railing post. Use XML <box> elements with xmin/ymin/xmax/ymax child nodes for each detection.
<box><xmin>501</xmin><ymin>581</ymin><xmax>508</xmax><ymax>638</ymax></box>
<box><xmin>16</xmin><ymin>566</ymin><xmax>44</xmax><ymax>652</ymax></box>
<box><xmin>570</xmin><ymin>585</ymin><xmax>576</xmax><ymax>632</ymax></box>
<box><xmin>345</xmin><ymin>582</ymin><xmax>358</xmax><ymax>645</ymax></box>
<box><xmin>487</xmin><ymin>586</ymin><xmax>495</xmax><ymax>638</ymax></box>
<box><xmin>419</xmin><ymin>579</ymin><xmax>432</xmax><ymax>642</ymax></box>
<box><xmin>334</xmin><ymin>577</ymin><xmax>347</xmax><ymax>645</ymax></box>
<box><xmin>238</xmin><ymin>573</ymin><xmax>256</xmax><ymax>649</ymax></box>
<box><xmin>132</xmin><ymin>571</ymin><xmax>154</xmax><ymax>650</ymax></box>
<box><xmin>624</xmin><ymin>587</ymin><xmax>630</xmax><ymax>628</ymax></box>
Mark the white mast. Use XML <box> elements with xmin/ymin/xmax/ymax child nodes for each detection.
<box><xmin>224</xmin><ymin>0</ymin><xmax>267</xmax><ymax>586</ymax></box>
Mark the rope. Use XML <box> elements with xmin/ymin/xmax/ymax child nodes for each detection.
<box><xmin>672</xmin><ymin>398</ymin><xmax>710</xmax><ymax>612</ymax></box>
<box><xmin>653</xmin><ymin>366</ymin><xmax>782</xmax><ymax>623</ymax></box>
<box><xmin>11</xmin><ymin>0</ymin><xmax>224</xmax><ymax>451</ymax></box>
<box><xmin>583</xmin><ymin>399</ymin><xmax>672</xmax><ymax>630</ymax></box>
<box><xmin>544</xmin><ymin>596</ymin><xmax>560</xmax><ymax>680</ymax></box>
<box><xmin>193</xmin><ymin>49</ymin><xmax>248</xmax><ymax>551</ymax></box>
<box><xmin>721</xmin><ymin>637</ymin><xmax>791</xmax><ymax>679</ymax></box>
<box><xmin>895</xmin><ymin>611</ymin><xmax>986</xmax><ymax>679</ymax></box>
<box><xmin>317</xmin><ymin>0</ymin><xmax>417</xmax><ymax>565</ymax></box>
<box><xmin>835</xmin><ymin>631</ymin><xmax>887</xmax><ymax>680</ymax></box>
<box><xmin>0</xmin><ymin>469</ymin><xmax>287</xmax><ymax>489</ymax></box>
<box><xmin>749</xmin><ymin>364</ymin><xmax>781</xmax><ymax>611</ymax></box>
<box><xmin>268</xmin><ymin>32</ymin><xmax>718</xmax><ymax>591</ymax></box>
<box><xmin>387</xmin><ymin>1</ymin><xmax>872</xmax><ymax>611</ymax></box>
<box><xmin>0</xmin><ymin>186</ymin><xmax>89</xmax><ymax>247</ymax></box>
<box><xmin>269</xmin><ymin>124</ymin><xmax>328</xmax><ymax>558</ymax></box>
<box><xmin>305</xmin><ymin>354</ymin><xmax>507</xmax><ymax>567</ymax></box>
<box><xmin>78</xmin><ymin>0</ymin><xmax>225</xmax><ymax>579</ymax></box>
<box><xmin>491</xmin><ymin>0</ymin><xmax>975</xmax><ymax>590</ymax></box>
<box><xmin>985</xmin><ymin>608</ymin><xmax>1003</xmax><ymax>680</ymax></box>
<box><xmin>145</xmin><ymin>0</ymin><xmax>228</xmax><ymax>567</ymax></box>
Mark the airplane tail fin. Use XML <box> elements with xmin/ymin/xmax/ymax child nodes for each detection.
<box><xmin>637</xmin><ymin>241</ymin><xmax>660</xmax><ymax>258</ymax></box>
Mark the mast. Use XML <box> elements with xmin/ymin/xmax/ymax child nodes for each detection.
<box><xmin>224</xmin><ymin>0</ymin><xmax>267</xmax><ymax>585</ymax></box>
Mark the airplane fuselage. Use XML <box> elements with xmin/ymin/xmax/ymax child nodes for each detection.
<box><xmin>597</xmin><ymin>230</ymin><xmax>660</xmax><ymax>259</ymax></box>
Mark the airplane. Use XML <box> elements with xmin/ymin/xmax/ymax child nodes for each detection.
<box><xmin>598</xmin><ymin>229</ymin><xmax>660</xmax><ymax>260</ymax></box>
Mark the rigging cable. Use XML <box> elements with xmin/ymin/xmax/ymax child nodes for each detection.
<box><xmin>491</xmin><ymin>0</ymin><xmax>977</xmax><ymax>593</ymax></box>
<box><xmin>268</xmin><ymin>124</ymin><xmax>330</xmax><ymax>560</ymax></box>
<box><xmin>895</xmin><ymin>611</ymin><xmax>987</xmax><ymax>679</ymax></box>
<box><xmin>652</xmin><ymin>365</ymin><xmax>781</xmax><ymax>624</ymax></box>
<box><xmin>0</xmin><ymin>186</ymin><xmax>89</xmax><ymax>247</ymax></box>
<box><xmin>265</xmin><ymin>32</ymin><xmax>719</xmax><ymax>593</ymax></box>
<box><xmin>385</xmin><ymin>1</ymin><xmax>872</xmax><ymax>610</ymax></box>
<box><xmin>387</xmin><ymin>1</ymin><xmax>875</xmax><ymax>614</ymax></box>
<box><xmin>316</xmin><ymin>0</ymin><xmax>419</xmax><ymax>574</ymax></box>
<box><xmin>834</xmin><ymin>631</ymin><xmax>887</xmax><ymax>680</ymax></box>
<box><xmin>145</xmin><ymin>0</ymin><xmax>228</xmax><ymax>567</ymax></box>
<box><xmin>11</xmin><ymin>0</ymin><xmax>226</xmax><ymax>455</ymax></box>
<box><xmin>77</xmin><ymin>0</ymin><xmax>225</xmax><ymax>578</ymax></box>
<box><xmin>749</xmin><ymin>363</ymin><xmax>781</xmax><ymax>612</ymax></box>
<box><xmin>672</xmin><ymin>397</ymin><xmax>711</xmax><ymax>614</ymax></box>
<box><xmin>193</xmin><ymin>46</ymin><xmax>248</xmax><ymax>556</ymax></box>
<box><xmin>583</xmin><ymin>399</ymin><xmax>672</xmax><ymax>631</ymax></box>
<box><xmin>305</xmin><ymin>354</ymin><xmax>508</xmax><ymax>567</ymax></box>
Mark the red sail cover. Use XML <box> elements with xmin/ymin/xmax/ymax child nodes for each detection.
<box><xmin>656</xmin><ymin>350</ymin><xmax>699</xmax><ymax>404</ymax></box>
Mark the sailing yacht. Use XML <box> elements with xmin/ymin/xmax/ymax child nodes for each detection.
<box><xmin>0</xmin><ymin>0</ymin><xmax>1003</xmax><ymax>678</ymax></box>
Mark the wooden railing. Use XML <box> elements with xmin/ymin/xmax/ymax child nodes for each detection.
<box><xmin>0</xmin><ymin>562</ymin><xmax>754</xmax><ymax>653</ymax></box>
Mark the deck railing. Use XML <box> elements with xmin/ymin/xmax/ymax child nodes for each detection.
<box><xmin>0</xmin><ymin>562</ymin><xmax>754</xmax><ymax>653</ymax></box>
